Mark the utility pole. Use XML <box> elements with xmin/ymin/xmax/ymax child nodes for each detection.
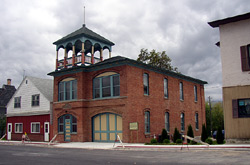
<box><xmin>209</xmin><ymin>96</ymin><xmax>212</xmax><ymax>137</ymax></box>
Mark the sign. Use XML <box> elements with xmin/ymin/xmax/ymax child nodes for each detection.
<box><xmin>129</xmin><ymin>122</ymin><xmax>138</xmax><ymax>130</ymax></box>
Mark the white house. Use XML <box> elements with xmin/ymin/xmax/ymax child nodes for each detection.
<box><xmin>209</xmin><ymin>12</ymin><xmax>250</xmax><ymax>143</ymax></box>
<box><xmin>6</xmin><ymin>76</ymin><xmax>53</xmax><ymax>142</ymax></box>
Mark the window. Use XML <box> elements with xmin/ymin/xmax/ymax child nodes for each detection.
<box><xmin>240</xmin><ymin>45</ymin><xmax>250</xmax><ymax>71</ymax></box>
<box><xmin>194</xmin><ymin>85</ymin><xmax>197</xmax><ymax>102</ymax></box>
<box><xmin>31</xmin><ymin>122</ymin><xmax>40</xmax><ymax>133</ymax></box>
<box><xmin>195</xmin><ymin>113</ymin><xmax>199</xmax><ymax>130</ymax></box>
<box><xmin>58</xmin><ymin>115</ymin><xmax>77</xmax><ymax>133</ymax></box>
<box><xmin>164</xmin><ymin>78</ymin><xmax>168</xmax><ymax>98</ymax></box>
<box><xmin>145</xmin><ymin>111</ymin><xmax>150</xmax><ymax>133</ymax></box>
<box><xmin>180</xmin><ymin>82</ymin><xmax>184</xmax><ymax>100</ymax></box>
<box><xmin>165</xmin><ymin>112</ymin><xmax>170</xmax><ymax>132</ymax></box>
<box><xmin>15</xmin><ymin>123</ymin><xmax>23</xmax><ymax>133</ymax></box>
<box><xmin>93</xmin><ymin>73</ymin><xmax>120</xmax><ymax>99</ymax></box>
<box><xmin>32</xmin><ymin>94</ymin><xmax>40</xmax><ymax>106</ymax></box>
<box><xmin>233</xmin><ymin>99</ymin><xmax>250</xmax><ymax>118</ymax></box>
<box><xmin>58</xmin><ymin>78</ymin><xmax>77</xmax><ymax>101</ymax></box>
<box><xmin>14</xmin><ymin>97</ymin><xmax>21</xmax><ymax>108</ymax></box>
<box><xmin>181</xmin><ymin>113</ymin><xmax>185</xmax><ymax>131</ymax></box>
<box><xmin>143</xmin><ymin>73</ymin><xmax>149</xmax><ymax>95</ymax></box>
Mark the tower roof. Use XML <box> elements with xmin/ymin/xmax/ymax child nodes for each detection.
<box><xmin>53</xmin><ymin>24</ymin><xmax>115</xmax><ymax>46</ymax></box>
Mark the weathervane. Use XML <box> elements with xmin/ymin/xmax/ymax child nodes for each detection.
<box><xmin>83</xmin><ymin>6</ymin><xmax>86</xmax><ymax>26</ymax></box>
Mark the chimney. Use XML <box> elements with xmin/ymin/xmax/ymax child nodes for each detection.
<box><xmin>7</xmin><ymin>79</ymin><xmax>11</xmax><ymax>85</ymax></box>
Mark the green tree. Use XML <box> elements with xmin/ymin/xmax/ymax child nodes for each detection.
<box><xmin>0</xmin><ymin>114</ymin><xmax>6</xmax><ymax>137</ymax></box>
<box><xmin>201</xmin><ymin>124</ymin><xmax>208</xmax><ymax>142</ymax></box>
<box><xmin>173</xmin><ymin>128</ymin><xmax>181</xmax><ymax>143</ymax></box>
<box><xmin>137</xmin><ymin>49</ymin><xmax>179</xmax><ymax>72</ymax></box>
<box><xmin>161</xmin><ymin>128</ymin><xmax>169</xmax><ymax>143</ymax></box>
<box><xmin>187</xmin><ymin>124</ymin><xmax>194</xmax><ymax>143</ymax></box>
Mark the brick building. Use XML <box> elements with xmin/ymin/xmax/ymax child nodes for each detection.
<box><xmin>48</xmin><ymin>24</ymin><xmax>207</xmax><ymax>143</ymax></box>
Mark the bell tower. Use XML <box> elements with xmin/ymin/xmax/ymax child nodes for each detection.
<box><xmin>53</xmin><ymin>24</ymin><xmax>115</xmax><ymax>70</ymax></box>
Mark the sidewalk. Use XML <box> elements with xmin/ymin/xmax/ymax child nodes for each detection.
<box><xmin>1</xmin><ymin>140</ymin><xmax>250</xmax><ymax>150</ymax></box>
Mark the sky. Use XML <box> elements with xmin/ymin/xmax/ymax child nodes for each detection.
<box><xmin>0</xmin><ymin>0</ymin><xmax>249</xmax><ymax>101</ymax></box>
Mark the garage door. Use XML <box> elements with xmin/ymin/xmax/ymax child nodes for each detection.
<box><xmin>92</xmin><ymin>113</ymin><xmax>122</xmax><ymax>142</ymax></box>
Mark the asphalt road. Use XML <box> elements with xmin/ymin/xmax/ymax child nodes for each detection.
<box><xmin>0</xmin><ymin>144</ymin><xmax>250</xmax><ymax>165</ymax></box>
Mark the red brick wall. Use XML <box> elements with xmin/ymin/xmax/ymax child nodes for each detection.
<box><xmin>52</xmin><ymin>64</ymin><xmax>206</xmax><ymax>143</ymax></box>
<box><xmin>6</xmin><ymin>114</ymin><xmax>50</xmax><ymax>141</ymax></box>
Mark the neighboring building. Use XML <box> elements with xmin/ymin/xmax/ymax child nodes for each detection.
<box><xmin>0</xmin><ymin>79</ymin><xmax>16</xmax><ymax>137</ymax></box>
<box><xmin>48</xmin><ymin>24</ymin><xmax>207</xmax><ymax>143</ymax></box>
<box><xmin>6</xmin><ymin>76</ymin><xmax>53</xmax><ymax>141</ymax></box>
<box><xmin>209</xmin><ymin>12</ymin><xmax>250</xmax><ymax>143</ymax></box>
<box><xmin>0</xmin><ymin>79</ymin><xmax>16</xmax><ymax>114</ymax></box>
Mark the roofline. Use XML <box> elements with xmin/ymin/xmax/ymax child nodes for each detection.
<box><xmin>48</xmin><ymin>57</ymin><xmax>207</xmax><ymax>85</ymax></box>
<box><xmin>208</xmin><ymin>12</ymin><xmax>250</xmax><ymax>28</ymax></box>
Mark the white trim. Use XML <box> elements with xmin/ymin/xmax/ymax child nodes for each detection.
<box><xmin>31</xmin><ymin>122</ymin><xmax>40</xmax><ymax>133</ymax></box>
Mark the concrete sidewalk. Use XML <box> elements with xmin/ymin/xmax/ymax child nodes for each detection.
<box><xmin>1</xmin><ymin>140</ymin><xmax>250</xmax><ymax>150</ymax></box>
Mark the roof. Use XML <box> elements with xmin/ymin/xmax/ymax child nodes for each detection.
<box><xmin>48</xmin><ymin>56</ymin><xmax>207</xmax><ymax>85</ymax></box>
<box><xmin>27</xmin><ymin>77</ymin><xmax>53</xmax><ymax>102</ymax></box>
<box><xmin>0</xmin><ymin>84</ymin><xmax>16</xmax><ymax>107</ymax></box>
<box><xmin>208</xmin><ymin>12</ymin><xmax>250</xmax><ymax>28</ymax></box>
<box><xmin>53</xmin><ymin>24</ymin><xmax>115</xmax><ymax>46</ymax></box>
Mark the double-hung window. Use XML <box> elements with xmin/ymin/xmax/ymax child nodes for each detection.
<box><xmin>14</xmin><ymin>96</ymin><xmax>21</xmax><ymax>108</ymax></box>
<box><xmin>181</xmin><ymin>113</ymin><xmax>185</xmax><ymax>131</ymax></box>
<box><xmin>164</xmin><ymin>78</ymin><xmax>168</xmax><ymax>98</ymax></box>
<box><xmin>195</xmin><ymin>113</ymin><xmax>199</xmax><ymax>130</ymax></box>
<box><xmin>240</xmin><ymin>44</ymin><xmax>250</xmax><ymax>71</ymax></box>
<box><xmin>165</xmin><ymin>112</ymin><xmax>170</xmax><ymax>132</ymax></box>
<box><xmin>233</xmin><ymin>99</ymin><xmax>250</xmax><ymax>118</ymax></box>
<box><xmin>32</xmin><ymin>94</ymin><xmax>40</xmax><ymax>106</ymax></box>
<box><xmin>93</xmin><ymin>73</ymin><xmax>120</xmax><ymax>99</ymax></box>
<box><xmin>58</xmin><ymin>78</ymin><xmax>77</xmax><ymax>101</ymax></box>
<box><xmin>15</xmin><ymin>123</ymin><xmax>23</xmax><ymax>133</ymax></box>
<box><xmin>180</xmin><ymin>82</ymin><xmax>184</xmax><ymax>100</ymax></box>
<box><xmin>31</xmin><ymin>122</ymin><xmax>40</xmax><ymax>133</ymax></box>
<box><xmin>194</xmin><ymin>85</ymin><xmax>197</xmax><ymax>102</ymax></box>
<box><xmin>143</xmin><ymin>73</ymin><xmax>149</xmax><ymax>95</ymax></box>
<box><xmin>145</xmin><ymin>111</ymin><xmax>150</xmax><ymax>134</ymax></box>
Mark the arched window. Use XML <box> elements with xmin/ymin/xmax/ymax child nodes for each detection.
<box><xmin>181</xmin><ymin>113</ymin><xmax>185</xmax><ymax>131</ymax></box>
<box><xmin>93</xmin><ymin>72</ymin><xmax>120</xmax><ymax>99</ymax></box>
<box><xmin>58</xmin><ymin>114</ymin><xmax>77</xmax><ymax>133</ymax></box>
<box><xmin>164</xmin><ymin>78</ymin><xmax>168</xmax><ymax>98</ymax></box>
<box><xmin>180</xmin><ymin>82</ymin><xmax>184</xmax><ymax>100</ymax></box>
<box><xmin>58</xmin><ymin>78</ymin><xmax>77</xmax><ymax>101</ymax></box>
<box><xmin>165</xmin><ymin>112</ymin><xmax>170</xmax><ymax>132</ymax></box>
<box><xmin>195</xmin><ymin>113</ymin><xmax>199</xmax><ymax>130</ymax></box>
<box><xmin>194</xmin><ymin>85</ymin><xmax>198</xmax><ymax>102</ymax></box>
<box><xmin>145</xmin><ymin>111</ymin><xmax>150</xmax><ymax>134</ymax></box>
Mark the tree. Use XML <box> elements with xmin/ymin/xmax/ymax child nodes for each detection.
<box><xmin>216</xmin><ymin>126</ymin><xmax>224</xmax><ymax>144</ymax></box>
<box><xmin>0</xmin><ymin>114</ymin><xmax>6</xmax><ymax>137</ymax></box>
<box><xmin>161</xmin><ymin>128</ymin><xmax>169</xmax><ymax>142</ymax></box>
<box><xmin>187</xmin><ymin>124</ymin><xmax>194</xmax><ymax>143</ymax></box>
<box><xmin>137</xmin><ymin>49</ymin><xmax>179</xmax><ymax>72</ymax></box>
<box><xmin>201</xmin><ymin>124</ymin><xmax>208</xmax><ymax>142</ymax></box>
<box><xmin>173</xmin><ymin>128</ymin><xmax>181</xmax><ymax>143</ymax></box>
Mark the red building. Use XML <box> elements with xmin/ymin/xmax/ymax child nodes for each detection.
<box><xmin>48</xmin><ymin>24</ymin><xmax>207</xmax><ymax>143</ymax></box>
<box><xmin>6</xmin><ymin>77</ymin><xmax>53</xmax><ymax>142</ymax></box>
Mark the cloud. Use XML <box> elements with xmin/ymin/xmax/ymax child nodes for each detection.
<box><xmin>0</xmin><ymin>0</ymin><xmax>250</xmax><ymax>101</ymax></box>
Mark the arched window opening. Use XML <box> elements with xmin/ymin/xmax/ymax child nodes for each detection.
<box><xmin>58</xmin><ymin>78</ymin><xmax>77</xmax><ymax>101</ymax></box>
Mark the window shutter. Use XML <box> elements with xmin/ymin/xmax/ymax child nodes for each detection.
<box><xmin>240</xmin><ymin>46</ymin><xmax>250</xmax><ymax>71</ymax></box>
<box><xmin>232</xmin><ymin>99</ymin><xmax>238</xmax><ymax>118</ymax></box>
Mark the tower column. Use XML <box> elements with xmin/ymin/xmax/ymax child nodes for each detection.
<box><xmin>72</xmin><ymin>45</ymin><xmax>76</xmax><ymax>66</ymax></box>
<box><xmin>56</xmin><ymin>50</ymin><xmax>58</xmax><ymax>70</ymax></box>
<box><xmin>100</xmin><ymin>48</ymin><xmax>103</xmax><ymax>61</ymax></box>
<box><xmin>64</xmin><ymin>49</ymin><xmax>68</xmax><ymax>68</ymax></box>
<box><xmin>109</xmin><ymin>51</ymin><xmax>111</xmax><ymax>58</ymax></box>
<box><xmin>91</xmin><ymin>45</ymin><xmax>94</xmax><ymax>64</ymax></box>
<box><xmin>81</xmin><ymin>42</ymin><xmax>85</xmax><ymax>65</ymax></box>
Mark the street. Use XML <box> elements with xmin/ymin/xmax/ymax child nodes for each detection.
<box><xmin>0</xmin><ymin>144</ymin><xmax>250</xmax><ymax>164</ymax></box>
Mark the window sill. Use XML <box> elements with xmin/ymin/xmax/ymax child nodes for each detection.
<box><xmin>195</xmin><ymin>129</ymin><xmax>199</xmax><ymax>131</ymax></box>
<box><xmin>180</xmin><ymin>99</ymin><xmax>184</xmax><ymax>102</ymax></box>
<box><xmin>92</xmin><ymin>96</ymin><xmax>127</xmax><ymax>101</ymax></box>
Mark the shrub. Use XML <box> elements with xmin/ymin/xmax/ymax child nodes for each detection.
<box><xmin>190</xmin><ymin>140</ymin><xmax>197</xmax><ymax>145</ymax></box>
<box><xmin>176</xmin><ymin>139</ymin><xmax>183</xmax><ymax>144</ymax></box>
<box><xmin>173</xmin><ymin>128</ymin><xmax>181</xmax><ymax>143</ymax></box>
<box><xmin>201</xmin><ymin>124</ymin><xmax>208</xmax><ymax>142</ymax></box>
<box><xmin>205</xmin><ymin>138</ymin><xmax>213</xmax><ymax>145</ymax></box>
<box><xmin>187</xmin><ymin>124</ymin><xmax>194</xmax><ymax>143</ymax></box>
<box><xmin>216</xmin><ymin>127</ymin><xmax>224</xmax><ymax>144</ymax></box>
<box><xmin>163</xmin><ymin>139</ymin><xmax>170</xmax><ymax>144</ymax></box>
<box><xmin>161</xmin><ymin>129</ymin><xmax>169</xmax><ymax>143</ymax></box>
<box><xmin>150</xmin><ymin>138</ymin><xmax>157</xmax><ymax>144</ymax></box>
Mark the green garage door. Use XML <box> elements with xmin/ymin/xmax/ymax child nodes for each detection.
<box><xmin>92</xmin><ymin>113</ymin><xmax>122</xmax><ymax>142</ymax></box>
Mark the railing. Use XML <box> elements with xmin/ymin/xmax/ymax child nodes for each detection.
<box><xmin>57</xmin><ymin>55</ymin><xmax>101</xmax><ymax>69</ymax></box>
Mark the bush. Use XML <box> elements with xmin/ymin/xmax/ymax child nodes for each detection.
<box><xmin>190</xmin><ymin>140</ymin><xmax>197</xmax><ymax>145</ymax></box>
<box><xmin>187</xmin><ymin>124</ymin><xmax>194</xmax><ymax>143</ymax></box>
<box><xmin>201</xmin><ymin>124</ymin><xmax>208</xmax><ymax>142</ymax></box>
<box><xmin>161</xmin><ymin>129</ymin><xmax>169</xmax><ymax>143</ymax></box>
<box><xmin>205</xmin><ymin>138</ymin><xmax>213</xmax><ymax>145</ymax></box>
<box><xmin>173</xmin><ymin>128</ymin><xmax>181</xmax><ymax>143</ymax></box>
<box><xmin>150</xmin><ymin>138</ymin><xmax>157</xmax><ymax>144</ymax></box>
<box><xmin>163</xmin><ymin>139</ymin><xmax>170</xmax><ymax>144</ymax></box>
<box><xmin>176</xmin><ymin>139</ymin><xmax>183</xmax><ymax>144</ymax></box>
<box><xmin>216</xmin><ymin>127</ymin><xmax>224</xmax><ymax>144</ymax></box>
